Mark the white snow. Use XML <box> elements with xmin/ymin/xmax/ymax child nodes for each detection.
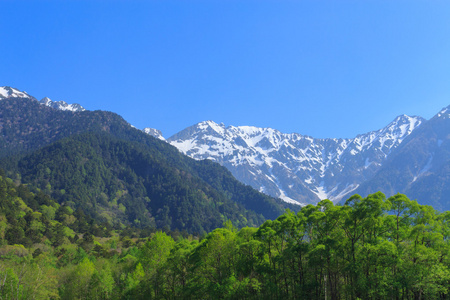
<box><xmin>312</xmin><ymin>182</ymin><xmax>328</xmax><ymax>200</ymax></box>
<box><xmin>171</xmin><ymin>139</ymin><xmax>196</xmax><ymax>154</ymax></box>
<box><xmin>278</xmin><ymin>189</ymin><xmax>302</xmax><ymax>205</ymax></box>
<box><xmin>399</xmin><ymin>124</ymin><xmax>408</xmax><ymax>136</ymax></box>
<box><xmin>143</xmin><ymin>128</ymin><xmax>165</xmax><ymax>140</ymax></box>
<box><xmin>0</xmin><ymin>87</ymin><xmax>9</xmax><ymax>98</ymax></box>
<box><xmin>0</xmin><ymin>86</ymin><xmax>31</xmax><ymax>99</ymax></box>
<box><xmin>168</xmin><ymin>115</ymin><xmax>424</xmax><ymax>205</ymax></box>
<box><xmin>328</xmin><ymin>183</ymin><xmax>359</xmax><ymax>202</ymax></box>
<box><xmin>0</xmin><ymin>86</ymin><xmax>85</xmax><ymax>112</ymax></box>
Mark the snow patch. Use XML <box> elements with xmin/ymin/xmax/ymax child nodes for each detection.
<box><xmin>328</xmin><ymin>183</ymin><xmax>359</xmax><ymax>202</ymax></box>
<box><xmin>312</xmin><ymin>182</ymin><xmax>328</xmax><ymax>200</ymax></box>
<box><xmin>278</xmin><ymin>189</ymin><xmax>302</xmax><ymax>205</ymax></box>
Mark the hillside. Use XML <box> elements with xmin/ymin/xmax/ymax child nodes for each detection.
<box><xmin>0</xmin><ymin>95</ymin><xmax>294</xmax><ymax>233</ymax></box>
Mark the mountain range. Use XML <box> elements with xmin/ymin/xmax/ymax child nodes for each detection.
<box><xmin>158</xmin><ymin>107</ymin><xmax>449</xmax><ymax>209</ymax></box>
<box><xmin>0</xmin><ymin>86</ymin><xmax>294</xmax><ymax>234</ymax></box>
<box><xmin>2</xmin><ymin>85</ymin><xmax>449</xmax><ymax>214</ymax></box>
<box><xmin>0</xmin><ymin>86</ymin><xmax>85</xmax><ymax>112</ymax></box>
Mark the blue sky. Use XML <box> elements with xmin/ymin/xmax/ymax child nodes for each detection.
<box><xmin>1</xmin><ymin>1</ymin><xmax>450</xmax><ymax>138</ymax></box>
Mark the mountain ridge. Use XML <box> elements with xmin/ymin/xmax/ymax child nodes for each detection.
<box><xmin>0</xmin><ymin>86</ymin><xmax>85</xmax><ymax>112</ymax></box>
<box><xmin>166</xmin><ymin>114</ymin><xmax>425</xmax><ymax>205</ymax></box>
<box><xmin>354</xmin><ymin>104</ymin><xmax>450</xmax><ymax>210</ymax></box>
<box><xmin>0</xmin><ymin>92</ymin><xmax>294</xmax><ymax>233</ymax></box>
<box><xmin>3</xmin><ymin>85</ymin><xmax>449</xmax><ymax>210</ymax></box>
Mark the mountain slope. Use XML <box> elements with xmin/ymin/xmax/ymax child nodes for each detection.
<box><xmin>354</xmin><ymin>105</ymin><xmax>450</xmax><ymax>210</ymax></box>
<box><xmin>167</xmin><ymin>115</ymin><xmax>424</xmax><ymax>205</ymax></box>
<box><xmin>0</xmin><ymin>94</ymin><xmax>293</xmax><ymax>233</ymax></box>
<box><xmin>6</xmin><ymin>132</ymin><xmax>272</xmax><ymax>233</ymax></box>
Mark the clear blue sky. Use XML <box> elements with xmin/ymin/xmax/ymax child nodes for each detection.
<box><xmin>1</xmin><ymin>1</ymin><xmax>450</xmax><ymax>138</ymax></box>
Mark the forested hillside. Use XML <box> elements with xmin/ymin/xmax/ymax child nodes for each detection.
<box><xmin>1</xmin><ymin>174</ymin><xmax>449</xmax><ymax>299</ymax></box>
<box><xmin>0</xmin><ymin>97</ymin><xmax>294</xmax><ymax>234</ymax></box>
<box><xmin>3</xmin><ymin>132</ymin><xmax>269</xmax><ymax>233</ymax></box>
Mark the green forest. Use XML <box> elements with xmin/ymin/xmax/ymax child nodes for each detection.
<box><xmin>0</xmin><ymin>99</ymin><xmax>295</xmax><ymax>234</ymax></box>
<box><xmin>1</xmin><ymin>171</ymin><xmax>450</xmax><ymax>299</ymax></box>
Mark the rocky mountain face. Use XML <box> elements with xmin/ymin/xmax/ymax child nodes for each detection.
<box><xmin>167</xmin><ymin>115</ymin><xmax>425</xmax><ymax>205</ymax></box>
<box><xmin>355</xmin><ymin>105</ymin><xmax>450</xmax><ymax>210</ymax></box>
<box><xmin>0</xmin><ymin>86</ymin><xmax>85</xmax><ymax>112</ymax></box>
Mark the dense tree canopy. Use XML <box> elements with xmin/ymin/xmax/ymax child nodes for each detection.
<box><xmin>2</xmin><ymin>132</ymin><xmax>284</xmax><ymax>234</ymax></box>
<box><xmin>0</xmin><ymin>99</ymin><xmax>297</xmax><ymax>233</ymax></box>
<box><xmin>2</xmin><ymin>176</ymin><xmax>450</xmax><ymax>299</ymax></box>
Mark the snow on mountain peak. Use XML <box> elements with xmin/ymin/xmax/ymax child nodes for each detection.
<box><xmin>168</xmin><ymin>115</ymin><xmax>424</xmax><ymax>205</ymax></box>
<box><xmin>198</xmin><ymin>120</ymin><xmax>226</xmax><ymax>135</ymax></box>
<box><xmin>143</xmin><ymin>128</ymin><xmax>165</xmax><ymax>140</ymax></box>
<box><xmin>0</xmin><ymin>86</ymin><xmax>33</xmax><ymax>99</ymax></box>
<box><xmin>0</xmin><ymin>86</ymin><xmax>86</xmax><ymax>112</ymax></box>
<box><xmin>38</xmin><ymin>97</ymin><xmax>86</xmax><ymax>112</ymax></box>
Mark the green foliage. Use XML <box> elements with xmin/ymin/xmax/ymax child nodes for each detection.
<box><xmin>0</xmin><ymin>267</ymin><xmax>22</xmax><ymax>299</ymax></box>
<box><xmin>0</xmin><ymin>99</ymin><xmax>449</xmax><ymax>298</ymax></box>
<box><xmin>3</xmin><ymin>184</ymin><xmax>450</xmax><ymax>299</ymax></box>
<box><xmin>4</xmin><ymin>132</ymin><xmax>277</xmax><ymax>233</ymax></box>
<box><xmin>0</xmin><ymin>98</ymin><xmax>292</xmax><ymax>234</ymax></box>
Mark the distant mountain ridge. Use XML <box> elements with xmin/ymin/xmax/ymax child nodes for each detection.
<box><xmin>166</xmin><ymin>115</ymin><xmax>425</xmax><ymax>205</ymax></box>
<box><xmin>39</xmin><ymin>96</ymin><xmax>86</xmax><ymax>112</ymax></box>
<box><xmin>3</xmin><ymin>85</ymin><xmax>449</xmax><ymax>210</ymax></box>
<box><xmin>0</xmin><ymin>86</ymin><xmax>85</xmax><ymax>112</ymax></box>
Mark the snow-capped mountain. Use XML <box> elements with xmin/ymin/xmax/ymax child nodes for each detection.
<box><xmin>167</xmin><ymin>115</ymin><xmax>424</xmax><ymax>205</ymax></box>
<box><xmin>0</xmin><ymin>86</ymin><xmax>85</xmax><ymax>112</ymax></box>
<box><xmin>0</xmin><ymin>86</ymin><xmax>34</xmax><ymax>100</ymax></box>
<box><xmin>355</xmin><ymin>105</ymin><xmax>450</xmax><ymax>211</ymax></box>
<box><xmin>39</xmin><ymin>97</ymin><xmax>85</xmax><ymax>112</ymax></box>
<box><xmin>143</xmin><ymin>128</ymin><xmax>165</xmax><ymax>140</ymax></box>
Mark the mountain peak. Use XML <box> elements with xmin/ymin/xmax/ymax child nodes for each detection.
<box><xmin>383</xmin><ymin>114</ymin><xmax>424</xmax><ymax>137</ymax></box>
<box><xmin>39</xmin><ymin>97</ymin><xmax>86</xmax><ymax>112</ymax></box>
<box><xmin>197</xmin><ymin>120</ymin><xmax>226</xmax><ymax>134</ymax></box>
<box><xmin>168</xmin><ymin>113</ymin><xmax>428</xmax><ymax>205</ymax></box>
<box><xmin>0</xmin><ymin>86</ymin><xmax>86</xmax><ymax>112</ymax></box>
<box><xmin>143</xmin><ymin>128</ymin><xmax>165</xmax><ymax>140</ymax></box>
<box><xmin>0</xmin><ymin>86</ymin><xmax>33</xmax><ymax>100</ymax></box>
